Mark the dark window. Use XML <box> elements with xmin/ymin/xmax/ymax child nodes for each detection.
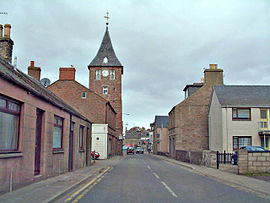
<box><xmin>0</xmin><ymin>96</ymin><xmax>21</xmax><ymax>152</ymax></box>
<box><xmin>81</xmin><ymin>92</ymin><xmax>87</xmax><ymax>99</ymax></box>
<box><xmin>53</xmin><ymin>116</ymin><xmax>63</xmax><ymax>150</ymax></box>
<box><xmin>232</xmin><ymin>108</ymin><xmax>251</xmax><ymax>120</ymax></box>
<box><xmin>233</xmin><ymin>136</ymin><xmax>251</xmax><ymax>150</ymax></box>
<box><xmin>156</xmin><ymin>134</ymin><xmax>160</xmax><ymax>138</ymax></box>
<box><xmin>79</xmin><ymin>125</ymin><xmax>84</xmax><ymax>150</ymax></box>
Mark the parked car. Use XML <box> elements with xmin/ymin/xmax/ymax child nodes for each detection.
<box><xmin>231</xmin><ymin>146</ymin><xmax>269</xmax><ymax>165</ymax></box>
<box><xmin>91</xmin><ymin>151</ymin><xmax>100</xmax><ymax>160</ymax></box>
<box><xmin>122</xmin><ymin>146</ymin><xmax>129</xmax><ymax>150</ymax></box>
<box><xmin>127</xmin><ymin>147</ymin><xmax>135</xmax><ymax>155</ymax></box>
<box><xmin>136</xmin><ymin>147</ymin><xmax>144</xmax><ymax>154</ymax></box>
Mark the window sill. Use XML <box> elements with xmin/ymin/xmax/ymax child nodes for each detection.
<box><xmin>0</xmin><ymin>152</ymin><xmax>23</xmax><ymax>159</ymax></box>
<box><xmin>79</xmin><ymin>149</ymin><xmax>85</xmax><ymax>153</ymax></box>
<box><xmin>53</xmin><ymin>149</ymin><xmax>64</xmax><ymax>154</ymax></box>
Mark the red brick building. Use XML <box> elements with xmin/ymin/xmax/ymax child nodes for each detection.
<box><xmin>169</xmin><ymin>64</ymin><xmax>223</xmax><ymax>159</ymax></box>
<box><xmin>48</xmin><ymin>67</ymin><xmax>119</xmax><ymax>156</ymax></box>
<box><xmin>0</xmin><ymin>25</ymin><xmax>92</xmax><ymax>193</ymax></box>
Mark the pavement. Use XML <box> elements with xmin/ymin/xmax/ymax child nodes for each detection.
<box><xmin>0</xmin><ymin>156</ymin><xmax>123</xmax><ymax>203</ymax></box>
<box><xmin>0</xmin><ymin>153</ymin><xmax>270</xmax><ymax>202</ymax></box>
<box><xmin>152</xmin><ymin>154</ymin><xmax>270</xmax><ymax>199</ymax></box>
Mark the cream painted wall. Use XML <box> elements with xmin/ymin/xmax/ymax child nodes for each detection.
<box><xmin>209</xmin><ymin>91</ymin><xmax>223</xmax><ymax>151</ymax></box>
<box><xmin>222</xmin><ymin>107</ymin><xmax>262</xmax><ymax>152</ymax></box>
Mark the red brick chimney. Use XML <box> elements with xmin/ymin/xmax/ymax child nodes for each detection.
<box><xmin>204</xmin><ymin>64</ymin><xmax>223</xmax><ymax>86</ymax></box>
<box><xmin>28</xmin><ymin>61</ymin><xmax>41</xmax><ymax>81</ymax></box>
<box><xmin>59</xmin><ymin>66</ymin><xmax>76</xmax><ymax>80</ymax></box>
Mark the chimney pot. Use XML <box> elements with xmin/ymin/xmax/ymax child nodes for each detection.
<box><xmin>209</xmin><ymin>64</ymin><xmax>218</xmax><ymax>69</ymax></box>
<box><xmin>30</xmin><ymin>61</ymin><xmax>35</xmax><ymax>67</ymax></box>
<box><xmin>0</xmin><ymin>25</ymin><xmax>3</xmax><ymax>37</ymax></box>
<box><xmin>4</xmin><ymin>24</ymin><xmax>11</xmax><ymax>38</ymax></box>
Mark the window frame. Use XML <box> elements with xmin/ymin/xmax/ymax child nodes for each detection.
<box><xmin>96</xmin><ymin>70</ymin><xmax>101</xmax><ymax>80</ymax></box>
<box><xmin>110</xmin><ymin>70</ymin><xmax>115</xmax><ymax>80</ymax></box>
<box><xmin>81</xmin><ymin>92</ymin><xmax>87</xmax><ymax>99</ymax></box>
<box><xmin>233</xmin><ymin>136</ymin><xmax>252</xmax><ymax>150</ymax></box>
<box><xmin>53</xmin><ymin>115</ymin><xmax>64</xmax><ymax>151</ymax></box>
<box><xmin>103</xmin><ymin>86</ymin><xmax>108</xmax><ymax>95</ymax></box>
<box><xmin>79</xmin><ymin>125</ymin><xmax>84</xmax><ymax>151</ymax></box>
<box><xmin>232</xmin><ymin>108</ymin><xmax>251</xmax><ymax>120</ymax></box>
<box><xmin>0</xmin><ymin>95</ymin><xmax>21</xmax><ymax>153</ymax></box>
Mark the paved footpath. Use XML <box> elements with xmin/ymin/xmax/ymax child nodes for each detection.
<box><xmin>0</xmin><ymin>156</ymin><xmax>123</xmax><ymax>203</ymax></box>
<box><xmin>0</xmin><ymin>154</ymin><xmax>270</xmax><ymax>202</ymax></box>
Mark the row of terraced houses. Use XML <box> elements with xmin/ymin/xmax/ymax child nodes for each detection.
<box><xmin>151</xmin><ymin>64</ymin><xmax>270</xmax><ymax>164</ymax></box>
<box><xmin>0</xmin><ymin>24</ymin><xmax>124</xmax><ymax>193</ymax></box>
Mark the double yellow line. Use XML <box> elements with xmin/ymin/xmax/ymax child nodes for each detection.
<box><xmin>64</xmin><ymin>166</ymin><xmax>112</xmax><ymax>203</ymax></box>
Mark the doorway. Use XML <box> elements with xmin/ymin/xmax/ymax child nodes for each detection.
<box><xmin>35</xmin><ymin>109</ymin><xmax>44</xmax><ymax>176</ymax></box>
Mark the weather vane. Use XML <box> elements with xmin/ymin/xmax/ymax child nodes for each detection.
<box><xmin>104</xmin><ymin>11</ymin><xmax>109</xmax><ymax>27</ymax></box>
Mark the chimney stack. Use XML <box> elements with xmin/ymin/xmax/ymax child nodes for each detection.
<box><xmin>28</xmin><ymin>61</ymin><xmax>41</xmax><ymax>81</ymax></box>
<box><xmin>0</xmin><ymin>24</ymin><xmax>14</xmax><ymax>63</ymax></box>
<box><xmin>59</xmin><ymin>66</ymin><xmax>76</xmax><ymax>80</ymax></box>
<box><xmin>204</xmin><ymin>64</ymin><xmax>223</xmax><ymax>85</ymax></box>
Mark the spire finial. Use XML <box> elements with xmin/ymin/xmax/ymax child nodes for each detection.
<box><xmin>104</xmin><ymin>11</ymin><xmax>109</xmax><ymax>27</ymax></box>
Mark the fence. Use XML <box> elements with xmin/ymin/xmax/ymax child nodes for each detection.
<box><xmin>216</xmin><ymin>151</ymin><xmax>233</xmax><ymax>169</ymax></box>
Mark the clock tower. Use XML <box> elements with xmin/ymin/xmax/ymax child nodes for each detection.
<box><xmin>88</xmin><ymin>24</ymin><xmax>123</xmax><ymax>140</ymax></box>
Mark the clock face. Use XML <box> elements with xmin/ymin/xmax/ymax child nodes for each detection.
<box><xmin>102</xmin><ymin>70</ymin><xmax>109</xmax><ymax>77</ymax></box>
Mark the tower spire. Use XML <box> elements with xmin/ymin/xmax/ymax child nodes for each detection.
<box><xmin>104</xmin><ymin>11</ymin><xmax>109</xmax><ymax>27</ymax></box>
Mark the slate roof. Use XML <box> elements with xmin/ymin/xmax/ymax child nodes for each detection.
<box><xmin>214</xmin><ymin>85</ymin><xmax>270</xmax><ymax>107</ymax></box>
<box><xmin>89</xmin><ymin>27</ymin><xmax>122</xmax><ymax>67</ymax></box>
<box><xmin>0</xmin><ymin>57</ymin><xmax>91</xmax><ymax>122</ymax></box>
<box><xmin>154</xmin><ymin>116</ymin><xmax>169</xmax><ymax>128</ymax></box>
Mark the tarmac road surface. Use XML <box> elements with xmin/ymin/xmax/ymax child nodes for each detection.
<box><xmin>62</xmin><ymin>154</ymin><xmax>269</xmax><ymax>203</ymax></box>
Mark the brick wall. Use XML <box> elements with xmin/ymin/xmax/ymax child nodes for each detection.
<box><xmin>89</xmin><ymin>67</ymin><xmax>123</xmax><ymax>138</ymax></box>
<box><xmin>238</xmin><ymin>149</ymin><xmax>270</xmax><ymax>174</ymax></box>
<box><xmin>48</xmin><ymin>80</ymin><xmax>108</xmax><ymax>125</ymax></box>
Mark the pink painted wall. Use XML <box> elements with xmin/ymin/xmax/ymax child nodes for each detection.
<box><xmin>0</xmin><ymin>78</ymin><xmax>91</xmax><ymax>193</ymax></box>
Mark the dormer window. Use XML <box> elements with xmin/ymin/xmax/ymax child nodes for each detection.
<box><xmin>103</xmin><ymin>57</ymin><xmax>108</xmax><ymax>64</ymax></box>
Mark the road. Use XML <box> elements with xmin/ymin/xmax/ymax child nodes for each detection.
<box><xmin>62</xmin><ymin>154</ymin><xmax>269</xmax><ymax>203</ymax></box>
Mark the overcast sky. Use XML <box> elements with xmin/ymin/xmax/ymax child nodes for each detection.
<box><xmin>1</xmin><ymin>0</ymin><xmax>270</xmax><ymax>129</ymax></box>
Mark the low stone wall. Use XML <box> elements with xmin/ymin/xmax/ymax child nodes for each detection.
<box><xmin>238</xmin><ymin>149</ymin><xmax>270</xmax><ymax>174</ymax></box>
<box><xmin>175</xmin><ymin>150</ymin><xmax>203</xmax><ymax>165</ymax></box>
<box><xmin>201</xmin><ymin>150</ymin><xmax>217</xmax><ymax>168</ymax></box>
<box><xmin>157</xmin><ymin>151</ymin><xmax>169</xmax><ymax>157</ymax></box>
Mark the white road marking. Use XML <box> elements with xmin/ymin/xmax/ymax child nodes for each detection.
<box><xmin>152</xmin><ymin>172</ymin><xmax>160</xmax><ymax>179</ymax></box>
<box><xmin>147</xmin><ymin>165</ymin><xmax>151</xmax><ymax>170</ymax></box>
<box><xmin>161</xmin><ymin>181</ymin><xmax>178</xmax><ymax>198</ymax></box>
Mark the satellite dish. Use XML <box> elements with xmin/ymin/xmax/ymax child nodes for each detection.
<box><xmin>40</xmin><ymin>78</ymin><xmax>51</xmax><ymax>87</ymax></box>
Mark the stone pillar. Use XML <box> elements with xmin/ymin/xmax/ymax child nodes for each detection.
<box><xmin>238</xmin><ymin>149</ymin><xmax>248</xmax><ymax>174</ymax></box>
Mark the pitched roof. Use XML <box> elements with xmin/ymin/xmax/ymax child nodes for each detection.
<box><xmin>214</xmin><ymin>85</ymin><xmax>270</xmax><ymax>107</ymax></box>
<box><xmin>154</xmin><ymin>116</ymin><xmax>169</xmax><ymax>128</ymax></box>
<box><xmin>89</xmin><ymin>27</ymin><xmax>122</xmax><ymax>67</ymax></box>
<box><xmin>0</xmin><ymin>57</ymin><xmax>91</xmax><ymax>122</ymax></box>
